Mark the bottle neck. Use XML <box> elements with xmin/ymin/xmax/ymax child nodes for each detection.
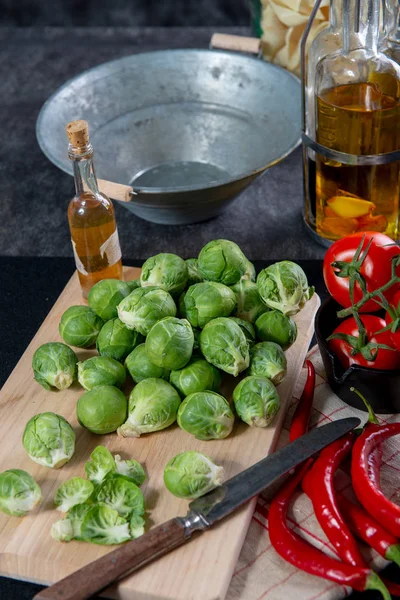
<box><xmin>342</xmin><ymin>0</ymin><xmax>379</xmax><ymax>54</ymax></box>
<box><xmin>329</xmin><ymin>0</ymin><xmax>341</xmax><ymax>31</ymax></box>
<box><xmin>69</xmin><ymin>142</ymin><xmax>99</xmax><ymax>197</ymax></box>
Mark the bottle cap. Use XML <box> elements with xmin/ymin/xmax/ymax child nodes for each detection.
<box><xmin>65</xmin><ymin>120</ymin><xmax>89</xmax><ymax>149</ymax></box>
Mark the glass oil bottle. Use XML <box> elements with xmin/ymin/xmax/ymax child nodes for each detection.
<box><xmin>66</xmin><ymin>120</ymin><xmax>123</xmax><ymax>298</ymax></box>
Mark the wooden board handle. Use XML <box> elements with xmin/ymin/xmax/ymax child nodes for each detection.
<box><xmin>97</xmin><ymin>178</ymin><xmax>132</xmax><ymax>203</ymax></box>
<box><xmin>210</xmin><ymin>33</ymin><xmax>262</xmax><ymax>55</ymax></box>
<box><xmin>33</xmin><ymin>518</ymin><xmax>188</xmax><ymax>600</ymax></box>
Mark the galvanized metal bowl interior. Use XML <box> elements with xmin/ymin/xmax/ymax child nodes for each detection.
<box><xmin>36</xmin><ymin>49</ymin><xmax>301</xmax><ymax>224</ymax></box>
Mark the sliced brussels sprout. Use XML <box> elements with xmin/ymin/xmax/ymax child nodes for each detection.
<box><xmin>233</xmin><ymin>375</ymin><xmax>280</xmax><ymax>427</ymax></box>
<box><xmin>184</xmin><ymin>282</ymin><xmax>237</xmax><ymax>328</ymax></box>
<box><xmin>230</xmin><ymin>279</ymin><xmax>269</xmax><ymax>323</ymax></box>
<box><xmin>0</xmin><ymin>469</ymin><xmax>42</xmax><ymax>517</ymax></box>
<box><xmin>59</xmin><ymin>305</ymin><xmax>104</xmax><ymax>348</ymax></box>
<box><xmin>51</xmin><ymin>517</ymin><xmax>74</xmax><ymax>542</ymax></box>
<box><xmin>77</xmin><ymin>385</ymin><xmax>127</xmax><ymax>435</ymax></box>
<box><xmin>257</xmin><ymin>261</ymin><xmax>314</xmax><ymax>316</ymax></box>
<box><xmin>117</xmin><ymin>287</ymin><xmax>177</xmax><ymax>336</ymax></box>
<box><xmin>186</xmin><ymin>258</ymin><xmax>203</xmax><ymax>286</ymax></box>
<box><xmin>125</xmin><ymin>344</ymin><xmax>170</xmax><ymax>384</ymax></box>
<box><xmin>96</xmin><ymin>318</ymin><xmax>143</xmax><ymax>363</ymax></box>
<box><xmin>32</xmin><ymin>342</ymin><xmax>78</xmax><ymax>390</ymax></box>
<box><xmin>125</xmin><ymin>278</ymin><xmax>141</xmax><ymax>292</ymax></box>
<box><xmin>117</xmin><ymin>378</ymin><xmax>181</xmax><ymax>438</ymax></box>
<box><xmin>249</xmin><ymin>342</ymin><xmax>287</xmax><ymax>385</ymax></box>
<box><xmin>140</xmin><ymin>253</ymin><xmax>188</xmax><ymax>296</ymax></box>
<box><xmin>85</xmin><ymin>446</ymin><xmax>116</xmax><ymax>484</ymax></box>
<box><xmin>241</xmin><ymin>259</ymin><xmax>256</xmax><ymax>282</ymax></box>
<box><xmin>51</xmin><ymin>503</ymin><xmax>92</xmax><ymax>542</ymax></box>
<box><xmin>22</xmin><ymin>412</ymin><xmax>75</xmax><ymax>469</ymax></box>
<box><xmin>88</xmin><ymin>279</ymin><xmax>131</xmax><ymax>321</ymax></box>
<box><xmin>54</xmin><ymin>477</ymin><xmax>94</xmax><ymax>513</ymax></box>
<box><xmin>164</xmin><ymin>451</ymin><xmax>224</xmax><ymax>499</ymax></box>
<box><xmin>170</xmin><ymin>357</ymin><xmax>221</xmax><ymax>397</ymax></box>
<box><xmin>95</xmin><ymin>474</ymin><xmax>145</xmax><ymax>518</ymax></box>
<box><xmin>114</xmin><ymin>455</ymin><xmax>146</xmax><ymax>487</ymax></box>
<box><xmin>255</xmin><ymin>310</ymin><xmax>297</xmax><ymax>350</ymax></box>
<box><xmin>229</xmin><ymin>317</ymin><xmax>256</xmax><ymax>347</ymax></box>
<box><xmin>200</xmin><ymin>317</ymin><xmax>249</xmax><ymax>376</ymax></box>
<box><xmin>198</xmin><ymin>239</ymin><xmax>248</xmax><ymax>285</ymax></box>
<box><xmin>78</xmin><ymin>356</ymin><xmax>126</xmax><ymax>391</ymax></box>
<box><xmin>80</xmin><ymin>504</ymin><xmax>131</xmax><ymax>545</ymax></box>
<box><xmin>130</xmin><ymin>513</ymin><xmax>145</xmax><ymax>538</ymax></box>
<box><xmin>177</xmin><ymin>391</ymin><xmax>234</xmax><ymax>440</ymax></box>
<box><xmin>145</xmin><ymin>317</ymin><xmax>194</xmax><ymax>370</ymax></box>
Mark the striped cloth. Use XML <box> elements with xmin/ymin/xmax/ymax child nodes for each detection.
<box><xmin>227</xmin><ymin>346</ymin><xmax>400</xmax><ymax>600</ymax></box>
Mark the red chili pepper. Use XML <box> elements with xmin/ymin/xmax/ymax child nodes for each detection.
<box><xmin>301</xmin><ymin>432</ymin><xmax>366</xmax><ymax>567</ymax></box>
<box><xmin>289</xmin><ymin>360</ymin><xmax>315</xmax><ymax>442</ymax></box>
<box><xmin>268</xmin><ymin>461</ymin><xmax>391</xmax><ymax>598</ymax></box>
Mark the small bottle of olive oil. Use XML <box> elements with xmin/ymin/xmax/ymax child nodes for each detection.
<box><xmin>65</xmin><ymin>120</ymin><xmax>123</xmax><ymax>298</ymax></box>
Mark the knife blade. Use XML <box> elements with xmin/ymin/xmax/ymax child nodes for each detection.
<box><xmin>33</xmin><ymin>416</ymin><xmax>360</xmax><ymax>600</ymax></box>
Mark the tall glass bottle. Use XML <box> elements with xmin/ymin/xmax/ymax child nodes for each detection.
<box><xmin>66</xmin><ymin>120</ymin><xmax>123</xmax><ymax>298</ymax></box>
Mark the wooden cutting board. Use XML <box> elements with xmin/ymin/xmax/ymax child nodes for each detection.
<box><xmin>0</xmin><ymin>267</ymin><xmax>320</xmax><ymax>600</ymax></box>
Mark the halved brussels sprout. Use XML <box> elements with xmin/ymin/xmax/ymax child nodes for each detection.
<box><xmin>177</xmin><ymin>391</ymin><xmax>234</xmax><ymax>440</ymax></box>
<box><xmin>255</xmin><ymin>310</ymin><xmax>297</xmax><ymax>350</ymax></box>
<box><xmin>77</xmin><ymin>385</ymin><xmax>127</xmax><ymax>435</ymax></box>
<box><xmin>198</xmin><ymin>239</ymin><xmax>247</xmax><ymax>285</ymax></box>
<box><xmin>184</xmin><ymin>282</ymin><xmax>237</xmax><ymax>328</ymax></box>
<box><xmin>170</xmin><ymin>357</ymin><xmax>221</xmax><ymax>397</ymax></box>
<box><xmin>200</xmin><ymin>317</ymin><xmax>249</xmax><ymax>376</ymax></box>
<box><xmin>125</xmin><ymin>278</ymin><xmax>141</xmax><ymax>292</ymax></box>
<box><xmin>233</xmin><ymin>375</ymin><xmax>280</xmax><ymax>427</ymax></box>
<box><xmin>59</xmin><ymin>305</ymin><xmax>104</xmax><ymax>348</ymax></box>
<box><xmin>54</xmin><ymin>477</ymin><xmax>94</xmax><ymax>512</ymax></box>
<box><xmin>140</xmin><ymin>253</ymin><xmax>188</xmax><ymax>296</ymax></box>
<box><xmin>117</xmin><ymin>378</ymin><xmax>181</xmax><ymax>438</ymax></box>
<box><xmin>114</xmin><ymin>455</ymin><xmax>146</xmax><ymax>487</ymax></box>
<box><xmin>130</xmin><ymin>513</ymin><xmax>145</xmax><ymax>538</ymax></box>
<box><xmin>125</xmin><ymin>344</ymin><xmax>170</xmax><ymax>384</ymax></box>
<box><xmin>186</xmin><ymin>258</ymin><xmax>203</xmax><ymax>286</ymax></box>
<box><xmin>32</xmin><ymin>342</ymin><xmax>78</xmax><ymax>390</ymax></box>
<box><xmin>22</xmin><ymin>412</ymin><xmax>75</xmax><ymax>469</ymax></box>
<box><xmin>85</xmin><ymin>446</ymin><xmax>115</xmax><ymax>484</ymax></box>
<box><xmin>80</xmin><ymin>504</ymin><xmax>131</xmax><ymax>545</ymax></box>
<box><xmin>78</xmin><ymin>356</ymin><xmax>126</xmax><ymax>390</ymax></box>
<box><xmin>229</xmin><ymin>317</ymin><xmax>255</xmax><ymax>347</ymax></box>
<box><xmin>248</xmin><ymin>342</ymin><xmax>287</xmax><ymax>385</ymax></box>
<box><xmin>51</xmin><ymin>517</ymin><xmax>74</xmax><ymax>542</ymax></box>
<box><xmin>96</xmin><ymin>318</ymin><xmax>143</xmax><ymax>363</ymax></box>
<box><xmin>242</xmin><ymin>259</ymin><xmax>256</xmax><ymax>282</ymax></box>
<box><xmin>0</xmin><ymin>469</ymin><xmax>42</xmax><ymax>516</ymax></box>
<box><xmin>230</xmin><ymin>279</ymin><xmax>269</xmax><ymax>323</ymax></box>
<box><xmin>88</xmin><ymin>279</ymin><xmax>131</xmax><ymax>321</ymax></box>
<box><xmin>145</xmin><ymin>317</ymin><xmax>194</xmax><ymax>370</ymax></box>
<box><xmin>95</xmin><ymin>474</ymin><xmax>145</xmax><ymax>518</ymax></box>
<box><xmin>257</xmin><ymin>261</ymin><xmax>314</xmax><ymax>316</ymax></box>
<box><xmin>164</xmin><ymin>451</ymin><xmax>224</xmax><ymax>499</ymax></box>
<box><xmin>117</xmin><ymin>287</ymin><xmax>177</xmax><ymax>336</ymax></box>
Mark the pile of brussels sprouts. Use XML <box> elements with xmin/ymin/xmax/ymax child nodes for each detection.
<box><xmin>0</xmin><ymin>239</ymin><xmax>314</xmax><ymax>545</ymax></box>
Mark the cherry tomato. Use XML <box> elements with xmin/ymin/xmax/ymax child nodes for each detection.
<box><xmin>385</xmin><ymin>289</ymin><xmax>400</xmax><ymax>352</ymax></box>
<box><xmin>329</xmin><ymin>314</ymin><xmax>400</xmax><ymax>370</ymax></box>
<box><xmin>323</xmin><ymin>232</ymin><xmax>400</xmax><ymax>312</ymax></box>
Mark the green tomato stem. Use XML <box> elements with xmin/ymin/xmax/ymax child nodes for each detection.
<box><xmin>350</xmin><ymin>388</ymin><xmax>380</xmax><ymax>425</ymax></box>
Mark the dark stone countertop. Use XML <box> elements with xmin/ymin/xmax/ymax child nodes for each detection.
<box><xmin>0</xmin><ymin>26</ymin><xmax>325</xmax><ymax>261</ymax></box>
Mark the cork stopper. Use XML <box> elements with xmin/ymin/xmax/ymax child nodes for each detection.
<box><xmin>65</xmin><ymin>119</ymin><xmax>89</xmax><ymax>149</ymax></box>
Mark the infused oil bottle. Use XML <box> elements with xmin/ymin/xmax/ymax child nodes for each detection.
<box><xmin>66</xmin><ymin>120</ymin><xmax>123</xmax><ymax>298</ymax></box>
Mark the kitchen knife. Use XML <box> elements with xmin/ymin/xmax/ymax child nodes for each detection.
<box><xmin>33</xmin><ymin>416</ymin><xmax>360</xmax><ymax>600</ymax></box>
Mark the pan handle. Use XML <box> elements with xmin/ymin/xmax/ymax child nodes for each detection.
<box><xmin>210</xmin><ymin>33</ymin><xmax>263</xmax><ymax>58</ymax></box>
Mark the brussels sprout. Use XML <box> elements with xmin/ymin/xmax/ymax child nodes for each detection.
<box><xmin>117</xmin><ymin>287</ymin><xmax>177</xmax><ymax>336</ymax></box>
<box><xmin>255</xmin><ymin>310</ymin><xmax>297</xmax><ymax>350</ymax></box>
<box><xmin>88</xmin><ymin>279</ymin><xmax>131</xmax><ymax>321</ymax></box>
<box><xmin>85</xmin><ymin>446</ymin><xmax>116</xmax><ymax>484</ymax></box>
<box><xmin>51</xmin><ymin>503</ymin><xmax>92</xmax><ymax>542</ymax></box>
<box><xmin>117</xmin><ymin>378</ymin><xmax>181</xmax><ymax>438</ymax></box>
<box><xmin>233</xmin><ymin>375</ymin><xmax>280</xmax><ymax>427</ymax></box>
<box><xmin>184</xmin><ymin>282</ymin><xmax>237</xmax><ymax>328</ymax></box>
<box><xmin>77</xmin><ymin>385</ymin><xmax>127</xmax><ymax>435</ymax></box>
<box><xmin>80</xmin><ymin>504</ymin><xmax>131</xmax><ymax>545</ymax></box>
<box><xmin>130</xmin><ymin>513</ymin><xmax>145</xmax><ymax>538</ymax></box>
<box><xmin>54</xmin><ymin>477</ymin><xmax>94</xmax><ymax>513</ymax></box>
<box><xmin>125</xmin><ymin>344</ymin><xmax>170</xmax><ymax>384</ymax></box>
<box><xmin>22</xmin><ymin>412</ymin><xmax>75</xmax><ymax>469</ymax></box>
<box><xmin>230</xmin><ymin>279</ymin><xmax>269</xmax><ymax>324</ymax></box>
<box><xmin>32</xmin><ymin>342</ymin><xmax>78</xmax><ymax>390</ymax></box>
<box><xmin>164</xmin><ymin>451</ymin><xmax>224</xmax><ymax>499</ymax></box>
<box><xmin>51</xmin><ymin>517</ymin><xmax>74</xmax><ymax>542</ymax></box>
<box><xmin>198</xmin><ymin>239</ymin><xmax>247</xmax><ymax>285</ymax></box>
<box><xmin>145</xmin><ymin>317</ymin><xmax>194</xmax><ymax>370</ymax></box>
<box><xmin>249</xmin><ymin>342</ymin><xmax>287</xmax><ymax>385</ymax></box>
<box><xmin>125</xmin><ymin>278</ymin><xmax>141</xmax><ymax>292</ymax></box>
<box><xmin>186</xmin><ymin>258</ymin><xmax>203</xmax><ymax>286</ymax></box>
<box><xmin>114</xmin><ymin>455</ymin><xmax>146</xmax><ymax>487</ymax></box>
<box><xmin>0</xmin><ymin>469</ymin><xmax>42</xmax><ymax>517</ymax></box>
<box><xmin>242</xmin><ymin>259</ymin><xmax>256</xmax><ymax>282</ymax></box>
<box><xmin>78</xmin><ymin>356</ymin><xmax>126</xmax><ymax>391</ymax></box>
<box><xmin>96</xmin><ymin>318</ymin><xmax>143</xmax><ymax>362</ymax></box>
<box><xmin>95</xmin><ymin>474</ymin><xmax>145</xmax><ymax>518</ymax></box>
<box><xmin>229</xmin><ymin>317</ymin><xmax>255</xmax><ymax>346</ymax></box>
<box><xmin>257</xmin><ymin>261</ymin><xmax>314</xmax><ymax>316</ymax></box>
<box><xmin>170</xmin><ymin>357</ymin><xmax>221</xmax><ymax>397</ymax></box>
<box><xmin>59</xmin><ymin>305</ymin><xmax>104</xmax><ymax>348</ymax></box>
<box><xmin>140</xmin><ymin>253</ymin><xmax>188</xmax><ymax>296</ymax></box>
<box><xmin>177</xmin><ymin>391</ymin><xmax>234</xmax><ymax>440</ymax></box>
<box><xmin>200</xmin><ymin>317</ymin><xmax>249</xmax><ymax>376</ymax></box>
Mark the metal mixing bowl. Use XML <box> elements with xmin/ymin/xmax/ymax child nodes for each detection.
<box><xmin>36</xmin><ymin>48</ymin><xmax>301</xmax><ymax>224</ymax></box>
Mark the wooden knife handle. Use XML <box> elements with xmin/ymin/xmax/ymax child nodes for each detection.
<box><xmin>97</xmin><ymin>178</ymin><xmax>132</xmax><ymax>203</ymax></box>
<box><xmin>33</xmin><ymin>518</ymin><xmax>188</xmax><ymax>600</ymax></box>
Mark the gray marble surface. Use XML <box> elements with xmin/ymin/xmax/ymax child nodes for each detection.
<box><xmin>0</xmin><ymin>26</ymin><xmax>325</xmax><ymax>261</ymax></box>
